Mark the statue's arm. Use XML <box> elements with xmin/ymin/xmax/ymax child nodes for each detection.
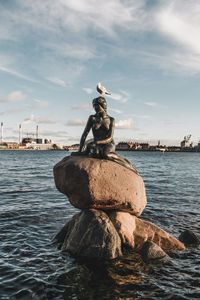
<box><xmin>79</xmin><ymin>116</ymin><xmax>92</xmax><ymax>152</ymax></box>
<box><xmin>96</xmin><ymin>118</ymin><xmax>115</xmax><ymax>145</ymax></box>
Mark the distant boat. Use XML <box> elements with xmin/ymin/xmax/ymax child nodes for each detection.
<box><xmin>159</xmin><ymin>148</ymin><xmax>166</xmax><ymax>153</ymax></box>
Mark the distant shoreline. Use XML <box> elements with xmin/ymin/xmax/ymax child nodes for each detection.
<box><xmin>0</xmin><ymin>148</ymin><xmax>199</xmax><ymax>153</ymax></box>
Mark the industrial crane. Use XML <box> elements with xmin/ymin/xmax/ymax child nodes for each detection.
<box><xmin>183</xmin><ymin>134</ymin><xmax>191</xmax><ymax>142</ymax></box>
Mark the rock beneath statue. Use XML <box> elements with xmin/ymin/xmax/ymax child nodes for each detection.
<box><xmin>179</xmin><ymin>229</ymin><xmax>200</xmax><ymax>246</ymax></box>
<box><xmin>54</xmin><ymin>209</ymin><xmax>122</xmax><ymax>259</ymax></box>
<box><xmin>53</xmin><ymin>156</ymin><xmax>147</xmax><ymax>216</ymax></box>
<box><xmin>141</xmin><ymin>241</ymin><xmax>169</xmax><ymax>263</ymax></box>
<box><xmin>108</xmin><ymin>211</ymin><xmax>185</xmax><ymax>252</ymax></box>
<box><xmin>109</xmin><ymin>211</ymin><xmax>136</xmax><ymax>248</ymax></box>
<box><xmin>134</xmin><ymin>218</ymin><xmax>185</xmax><ymax>252</ymax></box>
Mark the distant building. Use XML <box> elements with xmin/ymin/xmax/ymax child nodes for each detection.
<box><xmin>116</xmin><ymin>142</ymin><xmax>130</xmax><ymax>151</ymax></box>
<box><xmin>20</xmin><ymin>136</ymin><xmax>56</xmax><ymax>150</ymax></box>
<box><xmin>138</xmin><ymin>143</ymin><xmax>149</xmax><ymax>150</ymax></box>
<box><xmin>26</xmin><ymin>142</ymin><xmax>62</xmax><ymax>150</ymax></box>
<box><xmin>44</xmin><ymin>139</ymin><xmax>52</xmax><ymax>144</ymax></box>
<box><xmin>116</xmin><ymin>141</ymin><xmax>139</xmax><ymax>151</ymax></box>
<box><xmin>36</xmin><ymin>138</ymin><xmax>43</xmax><ymax>144</ymax></box>
<box><xmin>0</xmin><ymin>142</ymin><xmax>8</xmax><ymax>150</ymax></box>
<box><xmin>21</xmin><ymin>137</ymin><xmax>51</xmax><ymax>145</ymax></box>
<box><xmin>1</xmin><ymin>142</ymin><xmax>19</xmax><ymax>149</ymax></box>
<box><xmin>22</xmin><ymin>137</ymin><xmax>35</xmax><ymax>145</ymax></box>
<box><xmin>167</xmin><ymin>146</ymin><xmax>181</xmax><ymax>152</ymax></box>
<box><xmin>67</xmin><ymin>144</ymin><xmax>80</xmax><ymax>151</ymax></box>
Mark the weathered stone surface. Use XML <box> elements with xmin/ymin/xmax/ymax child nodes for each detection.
<box><xmin>141</xmin><ymin>241</ymin><xmax>169</xmax><ymax>263</ymax></box>
<box><xmin>179</xmin><ymin>230</ymin><xmax>200</xmax><ymax>245</ymax></box>
<box><xmin>109</xmin><ymin>211</ymin><xmax>185</xmax><ymax>252</ymax></box>
<box><xmin>134</xmin><ymin>218</ymin><xmax>185</xmax><ymax>252</ymax></box>
<box><xmin>54</xmin><ymin>209</ymin><xmax>122</xmax><ymax>259</ymax></box>
<box><xmin>109</xmin><ymin>211</ymin><xmax>136</xmax><ymax>248</ymax></box>
<box><xmin>53</xmin><ymin>156</ymin><xmax>147</xmax><ymax>216</ymax></box>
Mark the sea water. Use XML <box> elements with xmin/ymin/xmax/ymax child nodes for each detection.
<box><xmin>0</xmin><ymin>150</ymin><xmax>199</xmax><ymax>299</ymax></box>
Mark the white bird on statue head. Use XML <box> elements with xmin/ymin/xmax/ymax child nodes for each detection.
<box><xmin>96</xmin><ymin>82</ymin><xmax>111</xmax><ymax>96</ymax></box>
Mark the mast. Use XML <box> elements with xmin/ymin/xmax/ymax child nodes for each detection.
<box><xmin>19</xmin><ymin>124</ymin><xmax>22</xmax><ymax>145</ymax></box>
<box><xmin>1</xmin><ymin>122</ymin><xmax>3</xmax><ymax>143</ymax></box>
<box><xmin>36</xmin><ymin>125</ymin><xmax>39</xmax><ymax>140</ymax></box>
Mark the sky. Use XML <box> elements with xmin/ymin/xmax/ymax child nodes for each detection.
<box><xmin>0</xmin><ymin>0</ymin><xmax>200</xmax><ymax>146</ymax></box>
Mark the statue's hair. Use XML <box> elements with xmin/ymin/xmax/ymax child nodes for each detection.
<box><xmin>92</xmin><ymin>96</ymin><xmax>107</xmax><ymax>111</ymax></box>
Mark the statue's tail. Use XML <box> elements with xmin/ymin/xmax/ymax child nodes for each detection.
<box><xmin>106</xmin><ymin>152</ymin><xmax>139</xmax><ymax>175</ymax></box>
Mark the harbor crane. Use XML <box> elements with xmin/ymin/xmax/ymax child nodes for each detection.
<box><xmin>183</xmin><ymin>134</ymin><xmax>191</xmax><ymax>142</ymax></box>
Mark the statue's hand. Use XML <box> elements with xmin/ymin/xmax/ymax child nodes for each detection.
<box><xmin>90</xmin><ymin>142</ymin><xmax>97</xmax><ymax>148</ymax></box>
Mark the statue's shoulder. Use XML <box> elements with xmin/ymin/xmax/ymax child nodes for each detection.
<box><xmin>109</xmin><ymin>116</ymin><xmax>115</xmax><ymax>122</ymax></box>
<box><xmin>88</xmin><ymin>114</ymin><xmax>95</xmax><ymax>120</ymax></box>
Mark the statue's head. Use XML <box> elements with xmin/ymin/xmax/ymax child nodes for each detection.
<box><xmin>92</xmin><ymin>96</ymin><xmax>107</xmax><ymax>113</ymax></box>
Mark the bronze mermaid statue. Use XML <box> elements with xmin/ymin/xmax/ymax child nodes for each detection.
<box><xmin>72</xmin><ymin>83</ymin><xmax>138</xmax><ymax>174</ymax></box>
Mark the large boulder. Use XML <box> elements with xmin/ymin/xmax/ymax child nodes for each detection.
<box><xmin>53</xmin><ymin>209</ymin><xmax>122</xmax><ymax>259</ymax></box>
<box><xmin>53</xmin><ymin>156</ymin><xmax>147</xmax><ymax>216</ymax></box>
<box><xmin>109</xmin><ymin>211</ymin><xmax>185</xmax><ymax>252</ymax></box>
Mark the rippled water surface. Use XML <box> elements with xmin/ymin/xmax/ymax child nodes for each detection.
<box><xmin>0</xmin><ymin>150</ymin><xmax>199</xmax><ymax>299</ymax></box>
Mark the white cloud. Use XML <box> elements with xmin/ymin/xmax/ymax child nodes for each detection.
<box><xmin>145</xmin><ymin>101</ymin><xmax>157</xmax><ymax>107</ymax></box>
<box><xmin>13</xmin><ymin>0</ymin><xmax>147</xmax><ymax>37</ymax></box>
<box><xmin>124</xmin><ymin>113</ymin><xmax>151</xmax><ymax>119</ymax></box>
<box><xmin>0</xmin><ymin>54</ymin><xmax>15</xmax><ymax>66</ymax></box>
<box><xmin>0</xmin><ymin>65</ymin><xmax>38</xmax><ymax>83</ymax></box>
<box><xmin>109</xmin><ymin>108</ymin><xmax>123</xmax><ymax>114</ymax></box>
<box><xmin>156</xmin><ymin>1</ymin><xmax>200</xmax><ymax>55</ymax></box>
<box><xmin>0</xmin><ymin>90</ymin><xmax>26</xmax><ymax>103</ymax></box>
<box><xmin>71</xmin><ymin>103</ymin><xmax>91</xmax><ymax>110</ymax></box>
<box><xmin>135</xmin><ymin>115</ymin><xmax>151</xmax><ymax>119</ymax></box>
<box><xmin>115</xmin><ymin>118</ymin><xmax>134</xmax><ymax>129</ymax></box>
<box><xmin>7</xmin><ymin>91</ymin><xmax>26</xmax><ymax>102</ymax></box>
<box><xmin>66</xmin><ymin>119</ymin><xmax>86</xmax><ymax>126</ymax></box>
<box><xmin>144</xmin><ymin>101</ymin><xmax>167</xmax><ymax>109</ymax></box>
<box><xmin>23</xmin><ymin>114</ymin><xmax>35</xmax><ymax>124</ymax></box>
<box><xmin>0</xmin><ymin>108</ymin><xmax>24</xmax><ymax>116</ymax></box>
<box><xmin>152</xmin><ymin>0</ymin><xmax>200</xmax><ymax>74</ymax></box>
<box><xmin>46</xmin><ymin>77</ymin><xmax>69</xmax><ymax>87</ymax></box>
<box><xmin>35</xmin><ymin>116</ymin><xmax>57</xmax><ymax>124</ymax></box>
<box><xmin>0</xmin><ymin>27</ymin><xmax>14</xmax><ymax>41</ymax></box>
<box><xmin>40</xmin><ymin>130</ymin><xmax>67</xmax><ymax>138</ymax></box>
<box><xmin>33</xmin><ymin>99</ymin><xmax>49</xmax><ymax>108</ymax></box>
<box><xmin>45</xmin><ymin>64</ymin><xmax>85</xmax><ymax>85</ymax></box>
<box><xmin>133</xmin><ymin>47</ymin><xmax>200</xmax><ymax>75</ymax></box>
<box><xmin>159</xmin><ymin>52</ymin><xmax>200</xmax><ymax>75</ymax></box>
<box><xmin>2</xmin><ymin>0</ymin><xmax>200</xmax><ymax>79</ymax></box>
<box><xmin>23</xmin><ymin>114</ymin><xmax>57</xmax><ymax>124</ymax></box>
<box><xmin>83</xmin><ymin>87</ymin><xmax>93</xmax><ymax>94</ymax></box>
<box><xmin>108</xmin><ymin>90</ymin><xmax>129</xmax><ymax>103</ymax></box>
<box><xmin>44</xmin><ymin>42</ymin><xmax>96</xmax><ymax>60</ymax></box>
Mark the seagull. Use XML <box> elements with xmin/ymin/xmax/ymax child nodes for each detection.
<box><xmin>96</xmin><ymin>82</ymin><xmax>111</xmax><ymax>96</ymax></box>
